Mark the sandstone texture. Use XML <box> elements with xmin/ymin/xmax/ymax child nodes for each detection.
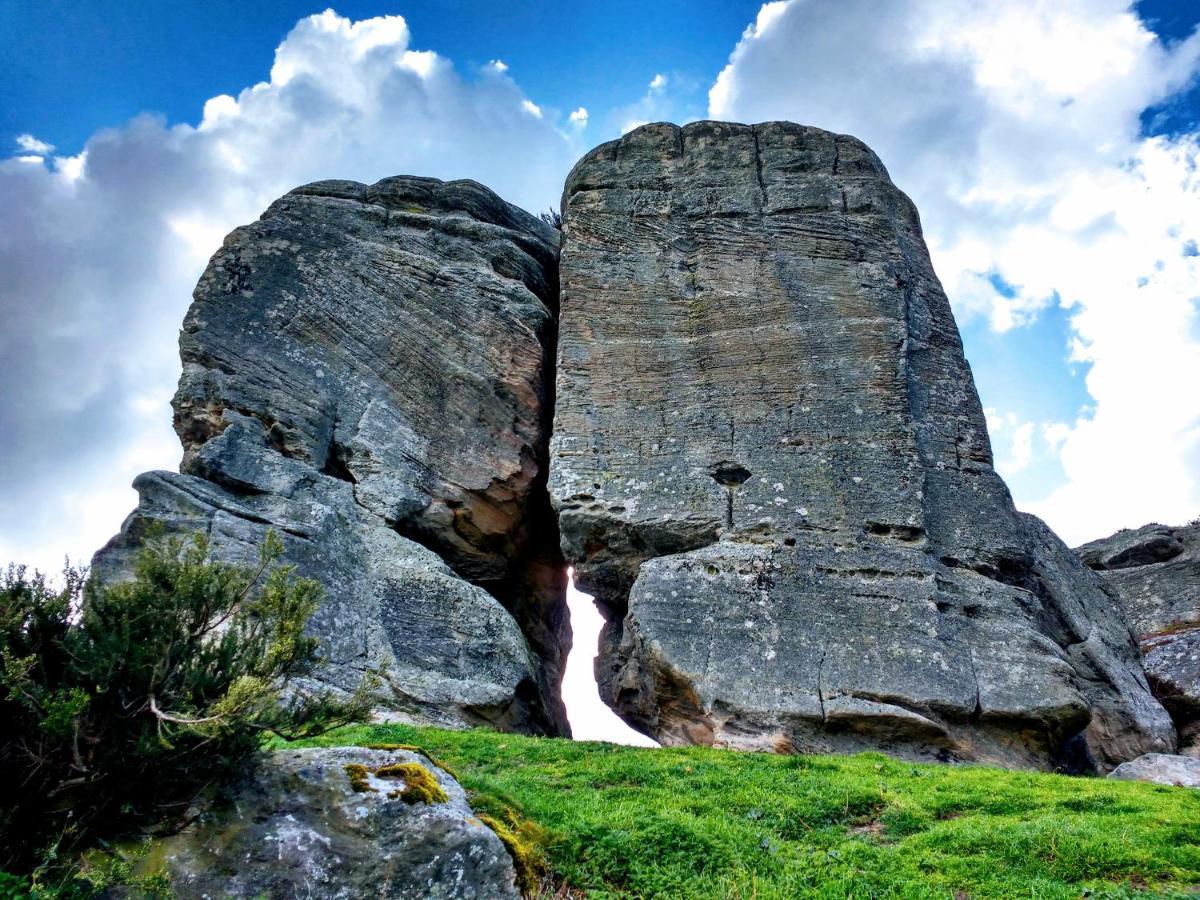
<box><xmin>551</xmin><ymin>120</ymin><xmax>1174</xmax><ymax>770</ymax></box>
<box><xmin>1078</xmin><ymin>523</ymin><xmax>1200</xmax><ymax>755</ymax></box>
<box><xmin>95</xmin><ymin>177</ymin><xmax>568</xmax><ymax>734</ymax></box>
<box><xmin>1107</xmin><ymin>752</ymin><xmax>1200</xmax><ymax>788</ymax></box>
<box><xmin>131</xmin><ymin>747</ymin><xmax>521</xmax><ymax>898</ymax></box>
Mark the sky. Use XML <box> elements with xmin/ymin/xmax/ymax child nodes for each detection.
<box><xmin>2</xmin><ymin>1</ymin><xmax>1199</xmax><ymax>744</ymax></box>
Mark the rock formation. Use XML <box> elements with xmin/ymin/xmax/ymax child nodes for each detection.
<box><xmin>550</xmin><ymin>121</ymin><xmax>1174</xmax><ymax>769</ymax></box>
<box><xmin>94</xmin><ymin>121</ymin><xmax>1175</xmax><ymax>772</ymax></box>
<box><xmin>129</xmin><ymin>746</ymin><xmax>522</xmax><ymax>898</ymax></box>
<box><xmin>94</xmin><ymin>177</ymin><xmax>569</xmax><ymax>735</ymax></box>
<box><xmin>1078</xmin><ymin>522</ymin><xmax>1200</xmax><ymax>755</ymax></box>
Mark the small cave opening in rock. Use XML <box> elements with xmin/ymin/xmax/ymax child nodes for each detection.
<box><xmin>561</xmin><ymin>568</ymin><xmax>659</xmax><ymax>747</ymax></box>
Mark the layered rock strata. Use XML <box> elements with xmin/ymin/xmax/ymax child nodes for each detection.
<box><xmin>551</xmin><ymin>121</ymin><xmax>1174</xmax><ymax>769</ymax></box>
<box><xmin>1078</xmin><ymin>523</ymin><xmax>1200</xmax><ymax>755</ymax></box>
<box><xmin>95</xmin><ymin>177</ymin><xmax>569</xmax><ymax>734</ymax></box>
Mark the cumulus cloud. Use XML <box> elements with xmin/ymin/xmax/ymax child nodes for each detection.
<box><xmin>569</xmin><ymin>106</ymin><xmax>589</xmax><ymax>127</ymax></box>
<box><xmin>15</xmin><ymin>134</ymin><xmax>55</xmax><ymax>155</ymax></box>
<box><xmin>710</xmin><ymin>0</ymin><xmax>1200</xmax><ymax>544</ymax></box>
<box><xmin>0</xmin><ymin>10</ymin><xmax>581</xmax><ymax>572</ymax></box>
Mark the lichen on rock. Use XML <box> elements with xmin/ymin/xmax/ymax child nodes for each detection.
<box><xmin>138</xmin><ymin>747</ymin><xmax>520</xmax><ymax>898</ymax></box>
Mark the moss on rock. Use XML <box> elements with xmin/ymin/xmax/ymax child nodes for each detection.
<box><xmin>377</xmin><ymin>762</ymin><xmax>449</xmax><ymax>805</ymax></box>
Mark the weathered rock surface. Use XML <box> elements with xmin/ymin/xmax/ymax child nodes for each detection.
<box><xmin>95</xmin><ymin>176</ymin><xmax>568</xmax><ymax>734</ymax></box>
<box><xmin>1078</xmin><ymin>522</ymin><xmax>1200</xmax><ymax>755</ymax></box>
<box><xmin>551</xmin><ymin>120</ymin><xmax>1174</xmax><ymax>770</ymax></box>
<box><xmin>1108</xmin><ymin>752</ymin><xmax>1200</xmax><ymax>788</ymax></box>
<box><xmin>133</xmin><ymin>747</ymin><xmax>521</xmax><ymax>898</ymax></box>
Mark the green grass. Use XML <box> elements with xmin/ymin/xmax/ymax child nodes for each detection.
<box><xmin>288</xmin><ymin>724</ymin><xmax>1200</xmax><ymax>899</ymax></box>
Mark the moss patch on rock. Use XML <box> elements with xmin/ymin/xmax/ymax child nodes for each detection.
<box><xmin>344</xmin><ymin>759</ymin><xmax>448</xmax><ymax>805</ymax></box>
<box><xmin>377</xmin><ymin>762</ymin><xmax>449</xmax><ymax>805</ymax></box>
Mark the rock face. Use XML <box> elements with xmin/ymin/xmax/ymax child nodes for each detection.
<box><xmin>551</xmin><ymin>121</ymin><xmax>1174</xmax><ymax>770</ymax></box>
<box><xmin>1078</xmin><ymin>523</ymin><xmax>1200</xmax><ymax>755</ymax></box>
<box><xmin>135</xmin><ymin>747</ymin><xmax>522</xmax><ymax>898</ymax></box>
<box><xmin>1108</xmin><ymin>752</ymin><xmax>1200</xmax><ymax>788</ymax></box>
<box><xmin>94</xmin><ymin>177</ymin><xmax>569</xmax><ymax>734</ymax></box>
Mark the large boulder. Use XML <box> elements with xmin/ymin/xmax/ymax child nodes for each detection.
<box><xmin>95</xmin><ymin>176</ymin><xmax>569</xmax><ymax>734</ymax></box>
<box><xmin>1108</xmin><ymin>752</ymin><xmax>1200</xmax><ymax>788</ymax></box>
<box><xmin>550</xmin><ymin>120</ymin><xmax>1174</xmax><ymax>770</ymax></box>
<box><xmin>1078</xmin><ymin>522</ymin><xmax>1200</xmax><ymax>755</ymax></box>
<box><xmin>129</xmin><ymin>746</ymin><xmax>522</xmax><ymax>898</ymax></box>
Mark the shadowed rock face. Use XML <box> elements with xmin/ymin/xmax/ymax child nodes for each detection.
<box><xmin>95</xmin><ymin>176</ymin><xmax>569</xmax><ymax>734</ymax></box>
<box><xmin>1078</xmin><ymin>523</ymin><xmax>1200</xmax><ymax>756</ymax></box>
<box><xmin>551</xmin><ymin>121</ymin><xmax>1174</xmax><ymax>769</ymax></box>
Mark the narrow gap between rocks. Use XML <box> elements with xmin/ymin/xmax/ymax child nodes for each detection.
<box><xmin>562</xmin><ymin>568</ymin><xmax>659</xmax><ymax>747</ymax></box>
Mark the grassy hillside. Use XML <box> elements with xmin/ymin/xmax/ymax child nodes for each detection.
<box><xmin>292</xmin><ymin>725</ymin><xmax>1200</xmax><ymax>899</ymax></box>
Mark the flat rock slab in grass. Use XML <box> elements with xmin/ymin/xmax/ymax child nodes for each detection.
<box><xmin>138</xmin><ymin>747</ymin><xmax>521</xmax><ymax>899</ymax></box>
<box><xmin>1108</xmin><ymin>752</ymin><xmax>1200</xmax><ymax>788</ymax></box>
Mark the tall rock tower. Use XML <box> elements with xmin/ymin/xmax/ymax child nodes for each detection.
<box><xmin>550</xmin><ymin>121</ymin><xmax>1174</xmax><ymax>769</ymax></box>
<box><xmin>94</xmin><ymin>177</ymin><xmax>570</xmax><ymax>735</ymax></box>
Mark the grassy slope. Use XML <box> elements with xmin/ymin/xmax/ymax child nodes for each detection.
<box><xmin>292</xmin><ymin>725</ymin><xmax>1200</xmax><ymax>899</ymax></box>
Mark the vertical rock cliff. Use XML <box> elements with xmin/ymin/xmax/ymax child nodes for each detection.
<box><xmin>94</xmin><ymin>177</ymin><xmax>570</xmax><ymax>734</ymax></box>
<box><xmin>551</xmin><ymin>121</ymin><xmax>1174</xmax><ymax>769</ymax></box>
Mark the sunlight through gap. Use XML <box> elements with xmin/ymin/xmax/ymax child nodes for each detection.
<box><xmin>562</xmin><ymin>568</ymin><xmax>659</xmax><ymax>747</ymax></box>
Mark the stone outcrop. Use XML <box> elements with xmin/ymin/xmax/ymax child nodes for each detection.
<box><xmin>1078</xmin><ymin>522</ymin><xmax>1200</xmax><ymax>755</ymax></box>
<box><xmin>127</xmin><ymin>747</ymin><xmax>522</xmax><ymax>898</ymax></box>
<box><xmin>550</xmin><ymin>120</ymin><xmax>1174</xmax><ymax>770</ymax></box>
<box><xmin>94</xmin><ymin>177</ymin><xmax>569</xmax><ymax>734</ymax></box>
<box><xmin>1108</xmin><ymin>752</ymin><xmax>1200</xmax><ymax>788</ymax></box>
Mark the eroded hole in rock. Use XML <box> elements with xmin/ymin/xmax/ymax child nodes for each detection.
<box><xmin>711</xmin><ymin>461</ymin><xmax>752</xmax><ymax>486</ymax></box>
<box><xmin>561</xmin><ymin>568</ymin><xmax>658</xmax><ymax>747</ymax></box>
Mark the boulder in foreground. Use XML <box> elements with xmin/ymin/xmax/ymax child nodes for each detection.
<box><xmin>131</xmin><ymin>746</ymin><xmax>521</xmax><ymax>899</ymax></box>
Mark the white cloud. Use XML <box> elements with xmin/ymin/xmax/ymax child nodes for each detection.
<box><xmin>986</xmin><ymin>409</ymin><xmax>1036</xmax><ymax>477</ymax></box>
<box><xmin>710</xmin><ymin>0</ymin><xmax>1200</xmax><ymax>544</ymax></box>
<box><xmin>569</xmin><ymin>106</ymin><xmax>589</xmax><ymax>126</ymax></box>
<box><xmin>16</xmin><ymin>134</ymin><xmax>55</xmax><ymax>155</ymax></box>
<box><xmin>0</xmin><ymin>10</ymin><xmax>582</xmax><ymax>573</ymax></box>
<box><xmin>606</xmin><ymin>70</ymin><xmax>703</xmax><ymax>137</ymax></box>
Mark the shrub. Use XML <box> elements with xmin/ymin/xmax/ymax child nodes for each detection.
<box><xmin>0</xmin><ymin>531</ymin><xmax>374</xmax><ymax>879</ymax></box>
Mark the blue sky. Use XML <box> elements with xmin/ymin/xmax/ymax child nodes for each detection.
<box><xmin>1</xmin><ymin>0</ymin><xmax>759</xmax><ymax>154</ymax></box>
<box><xmin>2</xmin><ymin>0</ymin><xmax>1199</xmax><ymax>563</ymax></box>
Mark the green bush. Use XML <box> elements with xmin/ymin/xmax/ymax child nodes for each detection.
<box><xmin>0</xmin><ymin>532</ymin><xmax>373</xmax><ymax>880</ymax></box>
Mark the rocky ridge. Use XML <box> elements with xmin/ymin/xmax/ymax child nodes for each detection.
<box><xmin>550</xmin><ymin>121</ymin><xmax>1174</xmax><ymax>770</ymax></box>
